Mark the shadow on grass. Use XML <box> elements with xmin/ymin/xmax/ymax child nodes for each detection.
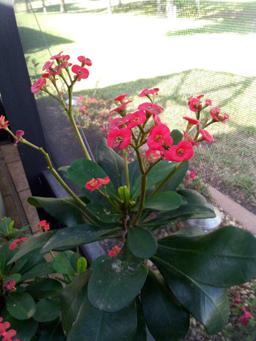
<box><xmin>82</xmin><ymin>69</ymin><xmax>255</xmax><ymax>111</ymax></box>
<box><xmin>193</xmin><ymin>123</ymin><xmax>256</xmax><ymax>213</ymax></box>
<box><xmin>167</xmin><ymin>1</ymin><xmax>256</xmax><ymax>36</ymax></box>
<box><xmin>19</xmin><ymin>26</ymin><xmax>73</xmax><ymax>53</ymax></box>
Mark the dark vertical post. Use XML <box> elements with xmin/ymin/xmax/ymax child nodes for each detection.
<box><xmin>0</xmin><ymin>0</ymin><xmax>47</xmax><ymax>195</ymax></box>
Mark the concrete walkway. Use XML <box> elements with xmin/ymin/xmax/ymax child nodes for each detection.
<box><xmin>208</xmin><ymin>185</ymin><xmax>256</xmax><ymax>234</ymax></box>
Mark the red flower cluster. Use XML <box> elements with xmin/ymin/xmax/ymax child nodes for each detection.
<box><xmin>0</xmin><ymin>317</ymin><xmax>20</xmax><ymax>341</ymax></box>
<box><xmin>0</xmin><ymin>115</ymin><xmax>9</xmax><ymax>129</ymax></box>
<box><xmin>107</xmin><ymin>88</ymin><xmax>195</xmax><ymax>163</ymax></box>
<box><xmin>108</xmin><ymin>245</ymin><xmax>121</xmax><ymax>257</ymax></box>
<box><xmin>184</xmin><ymin>95</ymin><xmax>229</xmax><ymax>145</ymax></box>
<box><xmin>239</xmin><ymin>307</ymin><xmax>253</xmax><ymax>326</ymax></box>
<box><xmin>3</xmin><ymin>280</ymin><xmax>16</xmax><ymax>292</ymax></box>
<box><xmin>85</xmin><ymin>176</ymin><xmax>110</xmax><ymax>192</ymax></box>
<box><xmin>31</xmin><ymin>52</ymin><xmax>92</xmax><ymax>94</ymax></box>
<box><xmin>9</xmin><ymin>237</ymin><xmax>28</xmax><ymax>251</ymax></box>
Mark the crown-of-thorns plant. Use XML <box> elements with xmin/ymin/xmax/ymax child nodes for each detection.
<box><xmin>1</xmin><ymin>52</ymin><xmax>256</xmax><ymax>341</ymax></box>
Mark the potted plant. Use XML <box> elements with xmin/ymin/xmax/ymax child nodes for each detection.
<box><xmin>0</xmin><ymin>52</ymin><xmax>256</xmax><ymax>340</ymax></box>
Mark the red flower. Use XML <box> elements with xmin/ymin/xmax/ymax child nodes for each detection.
<box><xmin>3</xmin><ymin>280</ymin><xmax>16</xmax><ymax>292</ymax></box>
<box><xmin>125</xmin><ymin>110</ymin><xmax>146</xmax><ymax>128</ymax></box>
<box><xmin>42</xmin><ymin>60</ymin><xmax>54</xmax><ymax>72</ymax></box>
<box><xmin>145</xmin><ymin>149</ymin><xmax>162</xmax><ymax>163</ymax></box>
<box><xmin>239</xmin><ymin>307</ymin><xmax>253</xmax><ymax>326</ymax></box>
<box><xmin>9</xmin><ymin>237</ymin><xmax>28</xmax><ymax>251</ymax></box>
<box><xmin>147</xmin><ymin>124</ymin><xmax>173</xmax><ymax>150</ymax></box>
<box><xmin>139</xmin><ymin>87</ymin><xmax>159</xmax><ymax>97</ymax></box>
<box><xmin>164</xmin><ymin>141</ymin><xmax>194</xmax><ymax>162</ymax></box>
<box><xmin>0</xmin><ymin>317</ymin><xmax>20</xmax><ymax>341</ymax></box>
<box><xmin>114</xmin><ymin>93</ymin><xmax>128</xmax><ymax>102</ymax></box>
<box><xmin>109</xmin><ymin>117</ymin><xmax>127</xmax><ymax>129</ymax></box>
<box><xmin>85</xmin><ymin>176</ymin><xmax>110</xmax><ymax>191</ymax></box>
<box><xmin>107</xmin><ymin>128</ymin><xmax>131</xmax><ymax>150</ymax></box>
<box><xmin>183</xmin><ymin>116</ymin><xmax>200</xmax><ymax>125</ymax></box>
<box><xmin>51</xmin><ymin>51</ymin><xmax>70</xmax><ymax>61</ymax></box>
<box><xmin>199</xmin><ymin>129</ymin><xmax>214</xmax><ymax>144</ymax></box>
<box><xmin>183</xmin><ymin>131</ymin><xmax>197</xmax><ymax>146</ymax></box>
<box><xmin>205</xmin><ymin>99</ymin><xmax>212</xmax><ymax>107</ymax></box>
<box><xmin>108</xmin><ymin>245</ymin><xmax>121</xmax><ymax>257</ymax></box>
<box><xmin>210</xmin><ymin>107</ymin><xmax>229</xmax><ymax>122</ymax></box>
<box><xmin>71</xmin><ymin>65</ymin><xmax>89</xmax><ymax>81</ymax></box>
<box><xmin>188</xmin><ymin>95</ymin><xmax>203</xmax><ymax>112</ymax></box>
<box><xmin>110</xmin><ymin>101</ymin><xmax>131</xmax><ymax>114</ymax></box>
<box><xmin>79</xmin><ymin>105</ymin><xmax>87</xmax><ymax>114</ymax></box>
<box><xmin>15</xmin><ymin>130</ymin><xmax>24</xmax><ymax>143</ymax></box>
<box><xmin>0</xmin><ymin>115</ymin><xmax>9</xmax><ymax>129</ymax></box>
<box><xmin>38</xmin><ymin>220</ymin><xmax>50</xmax><ymax>232</ymax></box>
<box><xmin>77</xmin><ymin>56</ymin><xmax>92</xmax><ymax>66</ymax></box>
<box><xmin>138</xmin><ymin>102</ymin><xmax>163</xmax><ymax>116</ymax></box>
<box><xmin>31</xmin><ymin>77</ymin><xmax>46</xmax><ymax>94</ymax></box>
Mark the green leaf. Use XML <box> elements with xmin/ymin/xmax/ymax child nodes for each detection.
<box><xmin>127</xmin><ymin>227</ymin><xmax>157</xmax><ymax>259</ymax></box>
<box><xmin>41</xmin><ymin>224</ymin><xmax>120</xmax><ymax>253</ymax></box>
<box><xmin>163</xmin><ymin>161</ymin><xmax>188</xmax><ymax>191</ymax></box>
<box><xmin>8</xmin><ymin>231</ymin><xmax>54</xmax><ymax>264</ymax></box>
<box><xmin>52</xmin><ymin>252</ymin><xmax>76</xmax><ymax>276</ymax></box>
<box><xmin>134</xmin><ymin>300</ymin><xmax>147</xmax><ymax>341</ymax></box>
<box><xmin>0</xmin><ymin>217</ymin><xmax>15</xmax><ymax>236</ymax></box>
<box><xmin>61</xmin><ymin>273</ymin><xmax>88</xmax><ymax>334</ymax></box>
<box><xmin>145</xmin><ymin>191</ymin><xmax>183</xmax><ymax>211</ymax></box>
<box><xmin>22</xmin><ymin>262</ymin><xmax>54</xmax><ymax>281</ymax></box>
<box><xmin>141</xmin><ymin>271</ymin><xmax>189</xmax><ymax>340</ymax></box>
<box><xmin>171</xmin><ymin>129</ymin><xmax>183</xmax><ymax>145</ymax></box>
<box><xmin>33</xmin><ymin>299</ymin><xmax>60</xmax><ymax>322</ymax></box>
<box><xmin>94</xmin><ymin>137</ymin><xmax>124</xmax><ymax>189</ymax></box>
<box><xmin>153</xmin><ymin>258</ymin><xmax>229</xmax><ymax>334</ymax></box>
<box><xmin>156</xmin><ymin>226</ymin><xmax>256</xmax><ymax>287</ymax></box>
<box><xmin>5</xmin><ymin>273</ymin><xmax>22</xmax><ymax>283</ymax></box>
<box><xmin>88</xmin><ymin>255</ymin><xmax>148</xmax><ymax>312</ymax></box>
<box><xmin>27</xmin><ymin>278</ymin><xmax>62</xmax><ymax>300</ymax></box>
<box><xmin>76</xmin><ymin>257</ymin><xmax>87</xmax><ymax>273</ymax></box>
<box><xmin>28</xmin><ymin>196</ymin><xmax>85</xmax><ymax>227</ymax></box>
<box><xmin>67</xmin><ymin>296</ymin><xmax>137</xmax><ymax>341</ymax></box>
<box><xmin>6</xmin><ymin>293</ymin><xmax>36</xmax><ymax>320</ymax></box>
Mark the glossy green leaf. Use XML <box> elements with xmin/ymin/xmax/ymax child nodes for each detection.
<box><xmin>8</xmin><ymin>232</ymin><xmax>54</xmax><ymax>264</ymax></box>
<box><xmin>67</xmin><ymin>296</ymin><xmax>137</xmax><ymax>341</ymax></box>
<box><xmin>61</xmin><ymin>273</ymin><xmax>89</xmax><ymax>334</ymax></box>
<box><xmin>153</xmin><ymin>258</ymin><xmax>229</xmax><ymax>334</ymax></box>
<box><xmin>28</xmin><ymin>196</ymin><xmax>85</xmax><ymax>227</ymax></box>
<box><xmin>171</xmin><ymin>129</ymin><xmax>183</xmax><ymax>145</ymax></box>
<box><xmin>33</xmin><ymin>299</ymin><xmax>60</xmax><ymax>322</ymax></box>
<box><xmin>163</xmin><ymin>161</ymin><xmax>188</xmax><ymax>191</ymax></box>
<box><xmin>141</xmin><ymin>271</ymin><xmax>189</xmax><ymax>340</ymax></box>
<box><xmin>156</xmin><ymin>226</ymin><xmax>256</xmax><ymax>287</ymax></box>
<box><xmin>27</xmin><ymin>278</ymin><xmax>62</xmax><ymax>300</ymax></box>
<box><xmin>41</xmin><ymin>224</ymin><xmax>120</xmax><ymax>253</ymax></box>
<box><xmin>52</xmin><ymin>252</ymin><xmax>76</xmax><ymax>276</ymax></box>
<box><xmin>6</xmin><ymin>293</ymin><xmax>36</xmax><ymax>320</ymax></box>
<box><xmin>94</xmin><ymin>137</ymin><xmax>125</xmax><ymax>188</ymax></box>
<box><xmin>127</xmin><ymin>227</ymin><xmax>157</xmax><ymax>259</ymax></box>
<box><xmin>88</xmin><ymin>256</ymin><xmax>148</xmax><ymax>312</ymax></box>
<box><xmin>145</xmin><ymin>191</ymin><xmax>183</xmax><ymax>211</ymax></box>
<box><xmin>22</xmin><ymin>262</ymin><xmax>54</xmax><ymax>281</ymax></box>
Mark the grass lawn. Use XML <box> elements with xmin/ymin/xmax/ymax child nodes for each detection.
<box><xmin>15</xmin><ymin>2</ymin><xmax>256</xmax><ymax>213</ymax></box>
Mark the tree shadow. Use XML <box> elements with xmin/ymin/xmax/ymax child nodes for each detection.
<box><xmin>167</xmin><ymin>1</ymin><xmax>256</xmax><ymax>36</ymax></box>
<box><xmin>19</xmin><ymin>26</ymin><xmax>73</xmax><ymax>53</ymax></box>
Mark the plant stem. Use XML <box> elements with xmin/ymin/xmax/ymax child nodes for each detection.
<box><xmin>67</xmin><ymin>87</ymin><xmax>92</xmax><ymax>161</ymax></box>
<box><xmin>133</xmin><ymin>174</ymin><xmax>147</xmax><ymax>225</ymax></box>
<box><xmin>123</xmin><ymin>150</ymin><xmax>130</xmax><ymax>191</ymax></box>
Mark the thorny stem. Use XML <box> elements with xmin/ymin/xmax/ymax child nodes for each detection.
<box><xmin>6</xmin><ymin>129</ymin><xmax>96</xmax><ymax>224</ymax></box>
